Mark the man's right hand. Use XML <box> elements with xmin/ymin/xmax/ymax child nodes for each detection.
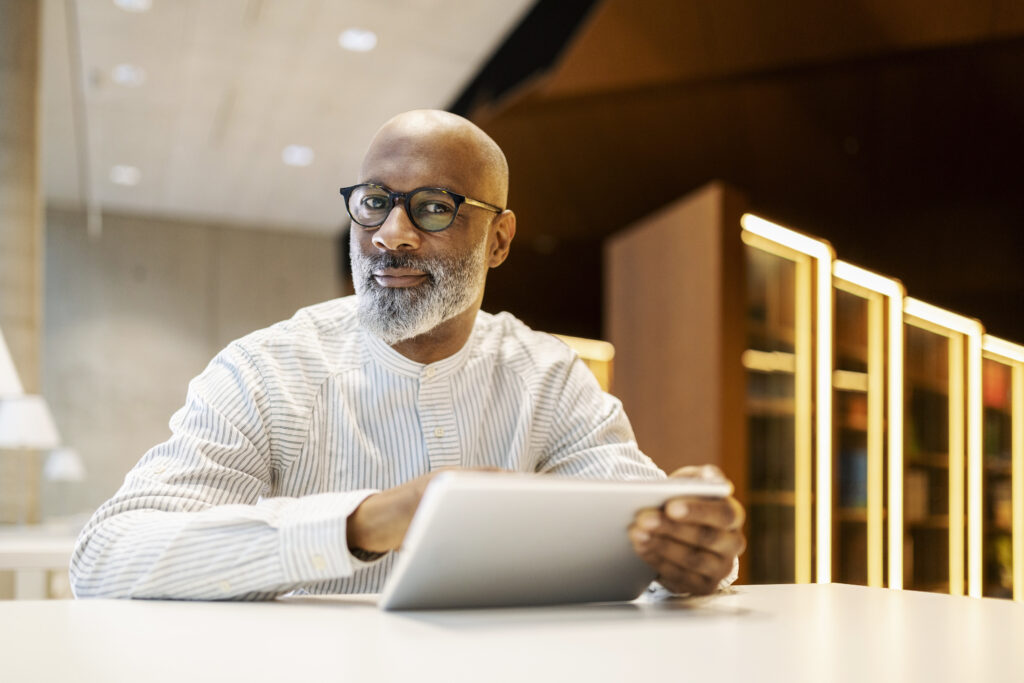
<box><xmin>345</xmin><ymin>471</ymin><xmax>444</xmax><ymax>554</ymax></box>
<box><xmin>346</xmin><ymin>468</ymin><xmax>500</xmax><ymax>554</ymax></box>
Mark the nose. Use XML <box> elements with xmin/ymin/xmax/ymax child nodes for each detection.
<box><xmin>370</xmin><ymin>202</ymin><xmax>422</xmax><ymax>252</ymax></box>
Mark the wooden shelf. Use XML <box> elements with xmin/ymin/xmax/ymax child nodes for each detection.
<box><xmin>748</xmin><ymin>490</ymin><xmax>797</xmax><ymax>506</ymax></box>
<box><xmin>836</xmin><ymin>507</ymin><xmax>868</xmax><ymax>523</ymax></box>
<box><xmin>983</xmin><ymin>460</ymin><xmax>1013</xmax><ymax>476</ymax></box>
<box><xmin>906</xmin><ymin>453</ymin><xmax>949</xmax><ymax>469</ymax></box>
<box><xmin>746</xmin><ymin>396</ymin><xmax>796</xmax><ymax>416</ymax></box>
<box><xmin>905</xmin><ymin>515</ymin><xmax>950</xmax><ymax>530</ymax></box>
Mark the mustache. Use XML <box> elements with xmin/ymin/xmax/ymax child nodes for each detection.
<box><xmin>357</xmin><ymin>252</ymin><xmax>436</xmax><ymax>282</ymax></box>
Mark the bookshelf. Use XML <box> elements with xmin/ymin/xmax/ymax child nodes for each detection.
<box><xmin>979</xmin><ymin>336</ymin><xmax>1024</xmax><ymax>601</ymax></box>
<box><xmin>738</xmin><ymin>219</ymin><xmax>834</xmax><ymax>585</ymax></box>
<box><xmin>830</xmin><ymin>262</ymin><xmax>904</xmax><ymax>589</ymax></box>
<box><xmin>604</xmin><ymin>182</ymin><xmax>1020</xmax><ymax>599</ymax></box>
<box><xmin>899</xmin><ymin>299</ymin><xmax>982</xmax><ymax>596</ymax></box>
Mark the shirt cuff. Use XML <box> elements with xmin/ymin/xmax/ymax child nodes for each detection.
<box><xmin>277</xmin><ymin>489</ymin><xmax>380</xmax><ymax>584</ymax></box>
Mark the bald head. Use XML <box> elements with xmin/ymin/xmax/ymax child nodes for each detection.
<box><xmin>360</xmin><ymin>109</ymin><xmax>509</xmax><ymax>208</ymax></box>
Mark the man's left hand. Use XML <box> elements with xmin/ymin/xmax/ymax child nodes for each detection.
<box><xmin>628</xmin><ymin>465</ymin><xmax>746</xmax><ymax>596</ymax></box>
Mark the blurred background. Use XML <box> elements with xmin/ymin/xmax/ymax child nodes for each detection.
<box><xmin>2</xmin><ymin>0</ymin><xmax>1022</xmax><ymax>596</ymax></box>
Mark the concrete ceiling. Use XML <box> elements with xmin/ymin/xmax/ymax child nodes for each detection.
<box><xmin>41</xmin><ymin>0</ymin><xmax>536</xmax><ymax>234</ymax></box>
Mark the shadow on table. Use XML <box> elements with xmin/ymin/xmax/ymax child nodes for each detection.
<box><xmin>386</xmin><ymin>596</ymin><xmax>758</xmax><ymax>631</ymax></box>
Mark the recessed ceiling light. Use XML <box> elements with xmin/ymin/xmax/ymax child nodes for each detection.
<box><xmin>111</xmin><ymin>63</ymin><xmax>147</xmax><ymax>86</ymax></box>
<box><xmin>114</xmin><ymin>0</ymin><xmax>152</xmax><ymax>12</ymax></box>
<box><xmin>282</xmin><ymin>145</ymin><xmax>314</xmax><ymax>167</ymax></box>
<box><xmin>338</xmin><ymin>28</ymin><xmax>377</xmax><ymax>52</ymax></box>
<box><xmin>110</xmin><ymin>165</ymin><xmax>141</xmax><ymax>186</ymax></box>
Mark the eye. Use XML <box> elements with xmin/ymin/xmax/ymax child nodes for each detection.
<box><xmin>419</xmin><ymin>201</ymin><xmax>453</xmax><ymax>216</ymax></box>
<box><xmin>360</xmin><ymin>195</ymin><xmax>388</xmax><ymax>210</ymax></box>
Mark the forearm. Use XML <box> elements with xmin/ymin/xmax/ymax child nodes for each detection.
<box><xmin>71</xmin><ymin>490</ymin><xmax>378</xmax><ymax>600</ymax></box>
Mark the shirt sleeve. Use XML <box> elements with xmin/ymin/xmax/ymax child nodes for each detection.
<box><xmin>536</xmin><ymin>353</ymin><xmax>665</xmax><ymax>481</ymax></box>
<box><xmin>69</xmin><ymin>343</ymin><xmax>384</xmax><ymax>601</ymax></box>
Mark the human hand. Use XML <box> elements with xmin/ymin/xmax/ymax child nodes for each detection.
<box><xmin>628</xmin><ymin>465</ymin><xmax>746</xmax><ymax>595</ymax></box>
<box><xmin>346</xmin><ymin>468</ymin><xmax>500</xmax><ymax>553</ymax></box>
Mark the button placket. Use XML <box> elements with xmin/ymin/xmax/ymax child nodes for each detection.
<box><xmin>418</xmin><ymin>369</ymin><xmax>460</xmax><ymax>469</ymax></box>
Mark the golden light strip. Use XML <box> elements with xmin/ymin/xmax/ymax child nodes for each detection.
<box><xmin>1015</xmin><ymin>363</ymin><xmax>1024</xmax><ymax>602</ymax></box>
<box><xmin>982</xmin><ymin>335</ymin><xmax>1024</xmax><ymax>601</ymax></box>
<box><xmin>949</xmin><ymin>333</ymin><xmax>966</xmax><ymax>597</ymax></box>
<box><xmin>794</xmin><ymin>256</ymin><xmax>813</xmax><ymax>584</ymax></box>
<box><xmin>904</xmin><ymin>297</ymin><xmax>983</xmax><ymax>597</ymax></box>
<box><xmin>833</xmin><ymin>260</ymin><xmax>904</xmax><ymax>588</ymax></box>
<box><xmin>743</xmin><ymin>214</ymin><xmax>834</xmax><ymax>583</ymax></box>
<box><xmin>866</xmin><ymin>292</ymin><xmax>885</xmax><ymax>587</ymax></box>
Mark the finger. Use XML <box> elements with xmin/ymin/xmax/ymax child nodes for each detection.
<box><xmin>632</xmin><ymin>534</ymin><xmax>734</xmax><ymax>596</ymax></box>
<box><xmin>628</xmin><ymin>522</ymin><xmax>741</xmax><ymax>588</ymax></box>
<box><xmin>651</xmin><ymin>559</ymin><xmax>720</xmax><ymax>596</ymax></box>
<box><xmin>649</xmin><ymin>520</ymin><xmax>746</xmax><ymax>558</ymax></box>
<box><xmin>642</xmin><ymin>533</ymin><xmax>738</xmax><ymax>580</ymax></box>
<box><xmin>663</xmin><ymin>495</ymin><xmax>745</xmax><ymax>530</ymax></box>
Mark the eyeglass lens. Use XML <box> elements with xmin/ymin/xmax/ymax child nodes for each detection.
<box><xmin>347</xmin><ymin>185</ymin><xmax>458</xmax><ymax>232</ymax></box>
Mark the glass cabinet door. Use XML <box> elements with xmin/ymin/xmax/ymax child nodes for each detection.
<box><xmin>901</xmin><ymin>298</ymin><xmax>982</xmax><ymax>596</ymax></box>
<box><xmin>742</xmin><ymin>244</ymin><xmax>802</xmax><ymax>583</ymax></box>
<box><xmin>980</xmin><ymin>336</ymin><xmax>1024</xmax><ymax>601</ymax></box>
<box><xmin>831</xmin><ymin>262</ymin><xmax>904</xmax><ymax>589</ymax></box>
<box><xmin>832</xmin><ymin>287</ymin><xmax>871</xmax><ymax>585</ymax></box>
<box><xmin>740</xmin><ymin>216</ymin><xmax>833</xmax><ymax>584</ymax></box>
<box><xmin>902</xmin><ymin>322</ymin><xmax>956</xmax><ymax>593</ymax></box>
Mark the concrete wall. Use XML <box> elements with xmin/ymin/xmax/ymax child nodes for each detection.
<box><xmin>42</xmin><ymin>207</ymin><xmax>344</xmax><ymax>516</ymax></box>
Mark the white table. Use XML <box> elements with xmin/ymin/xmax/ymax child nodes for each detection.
<box><xmin>1</xmin><ymin>584</ymin><xmax>1022</xmax><ymax>682</ymax></box>
<box><xmin>0</xmin><ymin>530</ymin><xmax>77</xmax><ymax>599</ymax></box>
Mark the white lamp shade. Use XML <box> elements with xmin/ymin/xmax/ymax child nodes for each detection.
<box><xmin>43</xmin><ymin>447</ymin><xmax>87</xmax><ymax>482</ymax></box>
<box><xmin>0</xmin><ymin>328</ymin><xmax>25</xmax><ymax>396</ymax></box>
<box><xmin>0</xmin><ymin>395</ymin><xmax>62</xmax><ymax>449</ymax></box>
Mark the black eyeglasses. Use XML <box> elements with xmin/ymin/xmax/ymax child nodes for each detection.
<box><xmin>340</xmin><ymin>183</ymin><xmax>503</xmax><ymax>233</ymax></box>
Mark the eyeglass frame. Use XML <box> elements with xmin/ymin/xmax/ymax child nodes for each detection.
<box><xmin>339</xmin><ymin>183</ymin><xmax>504</xmax><ymax>233</ymax></box>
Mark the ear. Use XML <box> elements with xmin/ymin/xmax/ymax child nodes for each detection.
<box><xmin>487</xmin><ymin>210</ymin><xmax>516</xmax><ymax>268</ymax></box>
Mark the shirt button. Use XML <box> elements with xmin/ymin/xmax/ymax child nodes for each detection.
<box><xmin>312</xmin><ymin>554</ymin><xmax>327</xmax><ymax>571</ymax></box>
<box><xmin>219</xmin><ymin>580</ymin><xmax>232</xmax><ymax>593</ymax></box>
<box><xmin>434</xmin><ymin>427</ymin><xmax>445</xmax><ymax>438</ymax></box>
<box><xmin>424</xmin><ymin>367</ymin><xmax>436</xmax><ymax>379</ymax></box>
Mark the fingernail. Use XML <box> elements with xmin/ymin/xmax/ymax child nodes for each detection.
<box><xmin>639</xmin><ymin>514</ymin><xmax>660</xmax><ymax>530</ymax></box>
<box><xmin>666</xmin><ymin>500</ymin><xmax>688</xmax><ymax>520</ymax></box>
<box><xmin>631</xmin><ymin>529</ymin><xmax>650</xmax><ymax>543</ymax></box>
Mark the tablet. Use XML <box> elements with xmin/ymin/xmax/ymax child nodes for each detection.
<box><xmin>377</xmin><ymin>471</ymin><xmax>732</xmax><ymax>610</ymax></box>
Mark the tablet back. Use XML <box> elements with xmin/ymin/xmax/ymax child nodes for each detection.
<box><xmin>378</xmin><ymin>472</ymin><xmax>731</xmax><ymax>610</ymax></box>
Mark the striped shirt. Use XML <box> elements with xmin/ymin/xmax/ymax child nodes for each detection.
<box><xmin>70</xmin><ymin>296</ymin><xmax>664</xmax><ymax>600</ymax></box>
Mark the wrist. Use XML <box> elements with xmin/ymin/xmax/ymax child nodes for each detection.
<box><xmin>346</xmin><ymin>491</ymin><xmax>399</xmax><ymax>553</ymax></box>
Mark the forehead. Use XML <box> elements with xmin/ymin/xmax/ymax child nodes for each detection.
<box><xmin>359</xmin><ymin>129</ymin><xmax>488</xmax><ymax>196</ymax></box>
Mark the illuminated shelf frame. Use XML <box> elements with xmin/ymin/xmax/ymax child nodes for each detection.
<box><xmin>981</xmin><ymin>335</ymin><xmax>1024</xmax><ymax>602</ymax></box>
<box><xmin>902</xmin><ymin>297</ymin><xmax>983</xmax><ymax>597</ymax></box>
<box><xmin>741</xmin><ymin>214</ymin><xmax>835</xmax><ymax>584</ymax></box>
<box><xmin>832</xmin><ymin>261</ymin><xmax>905</xmax><ymax>588</ymax></box>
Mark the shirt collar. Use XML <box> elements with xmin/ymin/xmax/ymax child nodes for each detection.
<box><xmin>361</xmin><ymin>319</ymin><xmax>478</xmax><ymax>380</ymax></box>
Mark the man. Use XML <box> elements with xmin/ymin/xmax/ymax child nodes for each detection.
<box><xmin>70</xmin><ymin>110</ymin><xmax>745</xmax><ymax>601</ymax></box>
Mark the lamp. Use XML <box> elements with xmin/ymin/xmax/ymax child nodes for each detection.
<box><xmin>43</xmin><ymin>447</ymin><xmax>86</xmax><ymax>483</ymax></box>
<box><xmin>0</xmin><ymin>328</ymin><xmax>61</xmax><ymax>449</ymax></box>
<box><xmin>0</xmin><ymin>395</ymin><xmax>62</xmax><ymax>450</ymax></box>
<box><xmin>0</xmin><ymin>327</ymin><xmax>24</xmax><ymax>395</ymax></box>
<box><xmin>0</xmin><ymin>327</ymin><xmax>65</xmax><ymax>524</ymax></box>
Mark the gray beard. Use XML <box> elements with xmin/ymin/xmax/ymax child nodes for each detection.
<box><xmin>350</xmin><ymin>235</ymin><xmax>488</xmax><ymax>345</ymax></box>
